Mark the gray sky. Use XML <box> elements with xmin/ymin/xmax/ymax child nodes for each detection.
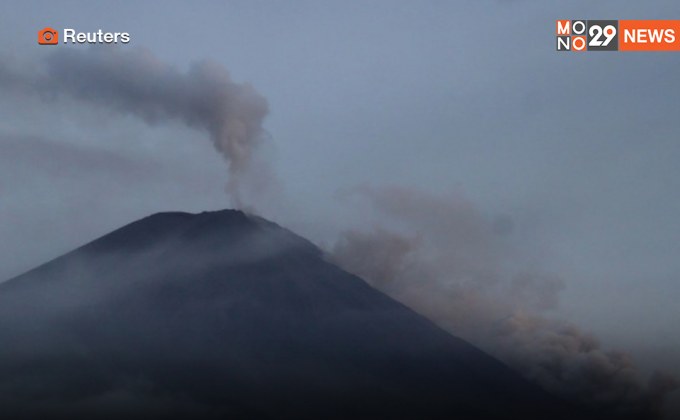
<box><xmin>1</xmin><ymin>0</ymin><xmax>680</xmax><ymax>402</ymax></box>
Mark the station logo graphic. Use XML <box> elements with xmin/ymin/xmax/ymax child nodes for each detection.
<box><xmin>556</xmin><ymin>20</ymin><xmax>680</xmax><ymax>51</ymax></box>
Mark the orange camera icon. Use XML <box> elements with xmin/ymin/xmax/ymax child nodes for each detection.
<box><xmin>38</xmin><ymin>27</ymin><xmax>59</xmax><ymax>45</ymax></box>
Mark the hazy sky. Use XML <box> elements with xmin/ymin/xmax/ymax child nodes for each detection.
<box><xmin>1</xmin><ymin>0</ymin><xmax>680</xmax><ymax>393</ymax></box>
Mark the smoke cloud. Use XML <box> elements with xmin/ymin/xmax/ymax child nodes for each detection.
<box><xmin>1</xmin><ymin>47</ymin><xmax>270</xmax><ymax>208</ymax></box>
<box><xmin>330</xmin><ymin>186</ymin><xmax>678</xmax><ymax>419</ymax></box>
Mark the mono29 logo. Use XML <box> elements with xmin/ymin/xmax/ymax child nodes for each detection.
<box><xmin>556</xmin><ymin>20</ymin><xmax>618</xmax><ymax>51</ymax></box>
<box><xmin>556</xmin><ymin>20</ymin><xmax>680</xmax><ymax>52</ymax></box>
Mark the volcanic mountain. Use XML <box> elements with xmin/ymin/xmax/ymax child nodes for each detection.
<box><xmin>0</xmin><ymin>210</ymin><xmax>582</xmax><ymax>419</ymax></box>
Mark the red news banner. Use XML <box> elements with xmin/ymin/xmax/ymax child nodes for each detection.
<box><xmin>556</xmin><ymin>20</ymin><xmax>680</xmax><ymax>52</ymax></box>
<box><xmin>619</xmin><ymin>20</ymin><xmax>680</xmax><ymax>51</ymax></box>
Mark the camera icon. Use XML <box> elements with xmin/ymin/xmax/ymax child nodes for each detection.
<box><xmin>38</xmin><ymin>27</ymin><xmax>59</xmax><ymax>45</ymax></box>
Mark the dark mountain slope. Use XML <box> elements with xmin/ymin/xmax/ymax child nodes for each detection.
<box><xmin>0</xmin><ymin>210</ymin><xmax>580</xmax><ymax>419</ymax></box>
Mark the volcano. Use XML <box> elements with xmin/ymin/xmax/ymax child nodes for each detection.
<box><xmin>0</xmin><ymin>210</ymin><xmax>581</xmax><ymax>419</ymax></box>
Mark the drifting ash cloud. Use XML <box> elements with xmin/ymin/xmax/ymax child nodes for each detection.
<box><xmin>330</xmin><ymin>186</ymin><xmax>678</xmax><ymax>419</ymax></box>
<box><xmin>0</xmin><ymin>47</ymin><xmax>271</xmax><ymax>209</ymax></box>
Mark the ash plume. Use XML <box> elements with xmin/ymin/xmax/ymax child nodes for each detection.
<box><xmin>1</xmin><ymin>47</ymin><xmax>270</xmax><ymax>208</ymax></box>
<box><xmin>330</xmin><ymin>185</ymin><xmax>678</xmax><ymax>418</ymax></box>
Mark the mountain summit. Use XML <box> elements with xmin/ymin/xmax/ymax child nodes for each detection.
<box><xmin>0</xmin><ymin>210</ymin><xmax>576</xmax><ymax>419</ymax></box>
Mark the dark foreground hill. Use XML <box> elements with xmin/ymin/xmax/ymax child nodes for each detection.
<box><xmin>0</xmin><ymin>210</ymin><xmax>583</xmax><ymax>419</ymax></box>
